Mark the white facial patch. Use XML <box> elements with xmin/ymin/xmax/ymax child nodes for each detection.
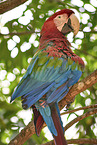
<box><xmin>54</xmin><ymin>14</ymin><xmax>68</xmax><ymax>31</ymax></box>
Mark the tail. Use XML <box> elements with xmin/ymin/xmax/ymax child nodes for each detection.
<box><xmin>51</xmin><ymin>103</ymin><xmax>67</xmax><ymax>145</ymax></box>
<box><xmin>33</xmin><ymin>102</ymin><xmax>67</xmax><ymax>145</ymax></box>
<box><xmin>32</xmin><ymin>105</ymin><xmax>44</xmax><ymax>136</ymax></box>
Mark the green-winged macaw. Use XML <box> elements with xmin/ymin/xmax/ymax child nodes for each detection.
<box><xmin>11</xmin><ymin>9</ymin><xmax>84</xmax><ymax>145</ymax></box>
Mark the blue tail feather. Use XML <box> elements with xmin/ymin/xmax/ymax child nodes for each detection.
<box><xmin>55</xmin><ymin>103</ymin><xmax>64</xmax><ymax>132</ymax></box>
<box><xmin>36</xmin><ymin>104</ymin><xmax>57</xmax><ymax>136</ymax></box>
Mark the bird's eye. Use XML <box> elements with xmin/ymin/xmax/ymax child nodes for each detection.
<box><xmin>58</xmin><ymin>16</ymin><xmax>61</xmax><ymax>18</ymax></box>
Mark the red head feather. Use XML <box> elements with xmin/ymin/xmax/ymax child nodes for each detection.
<box><xmin>40</xmin><ymin>9</ymin><xmax>75</xmax><ymax>44</ymax></box>
<box><xmin>46</xmin><ymin>9</ymin><xmax>74</xmax><ymax>22</ymax></box>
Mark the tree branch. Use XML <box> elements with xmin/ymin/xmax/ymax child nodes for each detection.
<box><xmin>67</xmin><ymin>138</ymin><xmax>97</xmax><ymax>144</ymax></box>
<box><xmin>61</xmin><ymin>104</ymin><xmax>97</xmax><ymax>115</ymax></box>
<box><xmin>0</xmin><ymin>30</ymin><xmax>37</xmax><ymax>37</ymax></box>
<box><xmin>64</xmin><ymin>108</ymin><xmax>97</xmax><ymax>131</ymax></box>
<box><xmin>8</xmin><ymin>119</ymin><xmax>38</xmax><ymax>145</ymax></box>
<box><xmin>59</xmin><ymin>69</ymin><xmax>97</xmax><ymax>110</ymax></box>
<box><xmin>0</xmin><ymin>0</ymin><xmax>28</xmax><ymax>14</ymax></box>
<box><xmin>41</xmin><ymin>138</ymin><xmax>97</xmax><ymax>145</ymax></box>
<box><xmin>8</xmin><ymin>70</ymin><xmax>97</xmax><ymax>145</ymax></box>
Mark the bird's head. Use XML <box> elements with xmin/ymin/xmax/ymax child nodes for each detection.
<box><xmin>40</xmin><ymin>9</ymin><xmax>80</xmax><ymax>40</ymax></box>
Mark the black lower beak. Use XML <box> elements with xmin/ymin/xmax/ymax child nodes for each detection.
<box><xmin>61</xmin><ymin>18</ymin><xmax>73</xmax><ymax>35</ymax></box>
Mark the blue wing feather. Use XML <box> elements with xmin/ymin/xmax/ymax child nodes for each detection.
<box><xmin>67</xmin><ymin>70</ymin><xmax>82</xmax><ymax>86</ymax></box>
<box><xmin>11</xmin><ymin>42</ymin><xmax>83</xmax><ymax>138</ymax></box>
<box><xmin>22</xmin><ymin>82</ymin><xmax>55</xmax><ymax>109</ymax></box>
<box><xmin>57</xmin><ymin>89</ymin><xmax>69</xmax><ymax>103</ymax></box>
<box><xmin>22</xmin><ymin>82</ymin><xmax>51</xmax><ymax>99</ymax></box>
<box><xmin>11</xmin><ymin>50</ymin><xmax>82</xmax><ymax>106</ymax></box>
<box><xmin>47</xmin><ymin>83</ymin><xmax>68</xmax><ymax>103</ymax></box>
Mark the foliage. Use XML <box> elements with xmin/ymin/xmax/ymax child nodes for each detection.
<box><xmin>0</xmin><ymin>0</ymin><xmax>97</xmax><ymax>144</ymax></box>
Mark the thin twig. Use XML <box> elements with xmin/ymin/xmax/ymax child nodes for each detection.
<box><xmin>56</xmin><ymin>0</ymin><xmax>74</xmax><ymax>8</ymax></box>
<box><xmin>84</xmin><ymin>30</ymin><xmax>97</xmax><ymax>34</ymax></box>
<box><xmin>0</xmin><ymin>30</ymin><xmax>39</xmax><ymax>37</ymax></box>
<box><xmin>64</xmin><ymin>108</ymin><xmax>97</xmax><ymax>131</ymax></box>
<box><xmin>61</xmin><ymin>104</ymin><xmax>97</xmax><ymax>115</ymax></box>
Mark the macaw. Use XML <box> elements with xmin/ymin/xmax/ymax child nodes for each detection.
<box><xmin>11</xmin><ymin>9</ymin><xmax>84</xmax><ymax>145</ymax></box>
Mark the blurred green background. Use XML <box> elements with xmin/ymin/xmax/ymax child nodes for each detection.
<box><xmin>0</xmin><ymin>0</ymin><xmax>97</xmax><ymax>144</ymax></box>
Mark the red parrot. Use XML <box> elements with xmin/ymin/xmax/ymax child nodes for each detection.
<box><xmin>11</xmin><ymin>9</ymin><xmax>84</xmax><ymax>145</ymax></box>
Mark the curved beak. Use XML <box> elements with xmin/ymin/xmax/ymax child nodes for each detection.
<box><xmin>61</xmin><ymin>14</ymin><xmax>80</xmax><ymax>36</ymax></box>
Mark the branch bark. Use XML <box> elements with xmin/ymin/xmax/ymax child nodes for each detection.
<box><xmin>0</xmin><ymin>0</ymin><xmax>28</xmax><ymax>14</ymax></box>
<box><xmin>41</xmin><ymin>138</ymin><xmax>97</xmax><ymax>145</ymax></box>
<box><xmin>59</xmin><ymin>69</ymin><xmax>97</xmax><ymax>110</ymax></box>
<box><xmin>8</xmin><ymin>70</ymin><xmax>97</xmax><ymax>145</ymax></box>
<box><xmin>9</xmin><ymin>119</ymin><xmax>36</xmax><ymax>145</ymax></box>
<box><xmin>64</xmin><ymin>108</ymin><xmax>97</xmax><ymax>131</ymax></box>
<box><xmin>0</xmin><ymin>30</ymin><xmax>36</xmax><ymax>36</ymax></box>
<box><xmin>61</xmin><ymin>104</ymin><xmax>97</xmax><ymax>115</ymax></box>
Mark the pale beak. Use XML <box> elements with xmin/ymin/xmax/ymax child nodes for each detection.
<box><xmin>61</xmin><ymin>13</ymin><xmax>80</xmax><ymax>36</ymax></box>
<box><xmin>69</xmin><ymin>13</ymin><xmax>80</xmax><ymax>36</ymax></box>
